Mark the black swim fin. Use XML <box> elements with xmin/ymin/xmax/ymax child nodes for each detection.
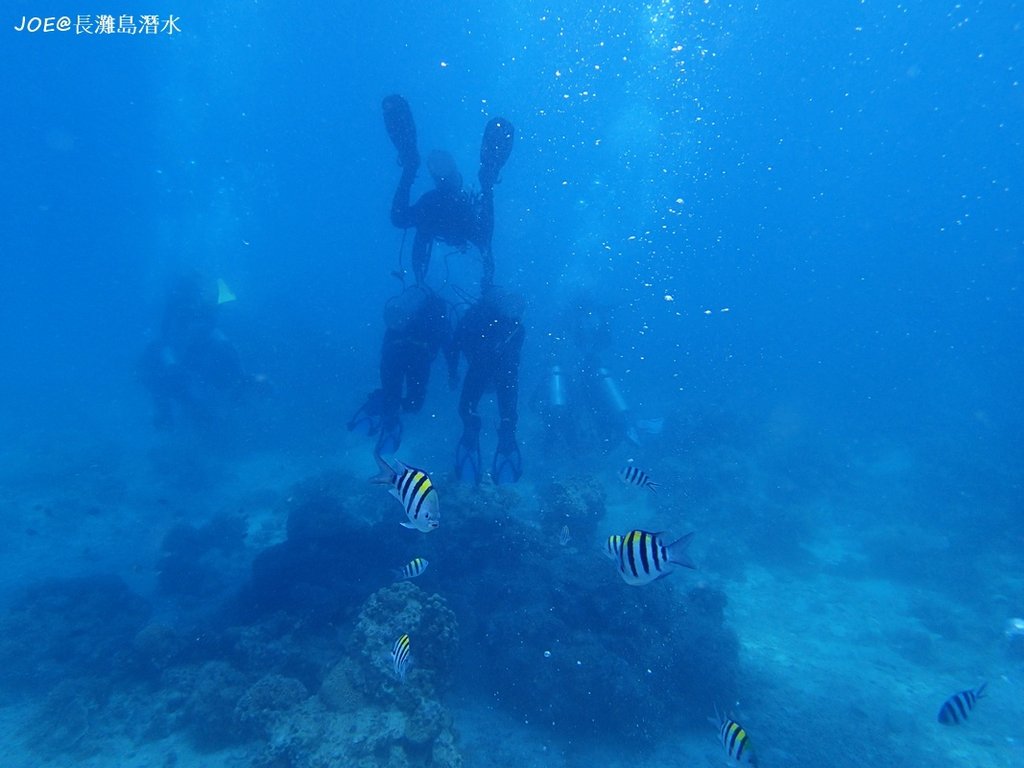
<box><xmin>492</xmin><ymin>441</ymin><xmax>522</xmax><ymax>484</ymax></box>
<box><xmin>382</xmin><ymin>94</ymin><xmax>420</xmax><ymax>170</ymax></box>
<box><xmin>375</xmin><ymin>416</ymin><xmax>403</xmax><ymax>455</ymax></box>
<box><xmin>455</xmin><ymin>434</ymin><xmax>482</xmax><ymax>484</ymax></box>
<box><xmin>347</xmin><ymin>398</ymin><xmax>382</xmax><ymax>436</ymax></box>
<box><xmin>479</xmin><ymin>116</ymin><xmax>515</xmax><ymax>188</ymax></box>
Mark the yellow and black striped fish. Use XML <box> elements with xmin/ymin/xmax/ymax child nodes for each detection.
<box><xmin>604</xmin><ymin>534</ymin><xmax>624</xmax><ymax>561</ymax></box>
<box><xmin>373</xmin><ymin>454</ymin><xmax>440</xmax><ymax>532</ymax></box>
<box><xmin>712</xmin><ymin>709</ymin><xmax>758</xmax><ymax>765</ymax></box>
<box><xmin>394</xmin><ymin>557</ymin><xmax>429</xmax><ymax>580</ymax></box>
<box><xmin>938</xmin><ymin>682</ymin><xmax>987</xmax><ymax>725</ymax></box>
<box><xmin>615</xmin><ymin>529</ymin><xmax>696</xmax><ymax>585</ymax></box>
<box><xmin>618</xmin><ymin>462</ymin><xmax>658</xmax><ymax>492</ymax></box>
<box><xmin>391</xmin><ymin>633</ymin><xmax>412</xmax><ymax>682</ymax></box>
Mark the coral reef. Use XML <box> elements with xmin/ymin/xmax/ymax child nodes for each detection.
<box><xmin>0</xmin><ymin>463</ymin><xmax>740</xmax><ymax>763</ymax></box>
<box><xmin>537</xmin><ymin>477</ymin><xmax>607</xmax><ymax>543</ymax></box>
<box><xmin>347</xmin><ymin>581</ymin><xmax>459</xmax><ymax>702</ymax></box>
<box><xmin>242</xmin><ymin>582</ymin><xmax>462</xmax><ymax>768</ymax></box>
<box><xmin>157</xmin><ymin>513</ymin><xmax>248</xmax><ymax>597</ymax></box>
<box><xmin>159</xmin><ymin>660</ymin><xmax>250</xmax><ymax>749</ymax></box>
<box><xmin>26</xmin><ymin>677</ymin><xmax>106</xmax><ymax>758</ymax></box>
<box><xmin>131</xmin><ymin>622</ymin><xmax>190</xmax><ymax>679</ymax></box>
<box><xmin>235</xmin><ymin>471</ymin><xmax>394</xmax><ymax>626</ymax></box>
<box><xmin>0</xmin><ymin>574</ymin><xmax>151</xmax><ymax>690</ymax></box>
<box><xmin>236</xmin><ymin>673</ymin><xmax>310</xmax><ymax>737</ymax></box>
<box><xmin>435</xmin><ymin>489</ymin><xmax>742</xmax><ymax>739</ymax></box>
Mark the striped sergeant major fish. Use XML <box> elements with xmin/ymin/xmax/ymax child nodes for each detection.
<box><xmin>616</xmin><ymin>529</ymin><xmax>696</xmax><ymax>585</ymax></box>
<box><xmin>937</xmin><ymin>682</ymin><xmax>987</xmax><ymax>725</ymax></box>
<box><xmin>618</xmin><ymin>462</ymin><xmax>658</xmax><ymax>492</ymax></box>
<box><xmin>711</xmin><ymin>708</ymin><xmax>758</xmax><ymax>765</ymax></box>
<box><xmin>394</xmin><ymin>557</ymin><xmax>429</xmax><ymax>580</ymax></box>
<box><xmin>372</xmin><ymin>453</ymin><xmax>439</xmax><ymax>532</ymax></box>
<box><xmin>391</xmin><ymin>633</ymin><xmax>412</xmax><ymax>682</ymax></box>
<box><xmin>604</xmin><ymin>534</ymin><xmax>624</xmax><ymax>561</ymax></box>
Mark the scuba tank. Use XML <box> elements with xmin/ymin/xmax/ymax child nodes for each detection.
<box><xmin>597</xmin><ymin>367</ymin><xmax>629</xmax><ymax>416</ymax></box>
<box><xmin>549</xmin><ymin>365</ymin><xmax>567</xmax><ymax>410</ymax></box>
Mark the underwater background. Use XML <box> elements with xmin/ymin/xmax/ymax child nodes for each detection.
<box><xmin>1</xmin><ymin>1</ymin><xmax>1022</xmax><ymax>766</ymax></box>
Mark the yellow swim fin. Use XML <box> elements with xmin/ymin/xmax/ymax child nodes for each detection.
<box><xmin>216</xmin><ymin>278</ymin><xmax>236</xmax><ymax>304</ymax></box>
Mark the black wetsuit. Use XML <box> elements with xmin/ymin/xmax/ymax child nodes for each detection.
<box><xmin>378</xmin><ymin>292</ymin><xmax>452</xmax><ymax>419</ymax></box>
<box><xmin>391</xmin><ymin>174</ymin><xmax>496</xmax><ymax>288</ymax></box>
<box><xmin>448</xmin><ymin>298</ymin><xmax>524</xmax><ymax>450</ymax></box>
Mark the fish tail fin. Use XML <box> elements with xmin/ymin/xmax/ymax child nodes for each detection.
<box><xmin>646</xmin><ymin>482</ymin><xmax>659</xmax><ymax>493</ymax></box>
<box><xmin>667</xmin><ymin>531</ymin><xmax>697</xmax><ymax>570</ymax></box>
<box><xmin>371</xmin><ymin>451</ymin><xmax>396</xmax><ymax>484</ymax></box>
<box><xmin>976</xmin><ymin>681</ymin><xmax>988</xmax><ymax>698</ymax></box>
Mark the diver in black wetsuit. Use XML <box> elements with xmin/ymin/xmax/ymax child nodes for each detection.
<box><xmin>348</xmin><ymin>286</ymin><xmax>452</xmax><ymax>455</ymax></box>
<box><xmin>138</xmin><ymin>272</ymin><xmax>254</xmax><ymax>430</ymax></box>
<box><xmin>446</xmin><ymin>287</ymin><xmax>526</xmax><ymax>484</ymax></box>
<box><xmin>382</xmin><ymin>94</ymin><xmax>514</xmax><ymax>290</ymax></box>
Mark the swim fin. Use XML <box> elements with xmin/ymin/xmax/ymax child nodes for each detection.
<box><xmin>479</xmin><ymin>116</ymin><xmax>515</xmax><ymax>188</ymax></box>
<box><xmin>382</xmin><ymin>94</ymin><xmax>419</xmax><ymax>171</ymax></box>
<box><xmin>348</xmin><ymin>404</ymin><xmax>381</xmax><ymax>436</ymax></box>
<box><xmin>216</xmin><ymin>278</ymin><xmax>236</xmax><ymax>305</ymax></box>
<box><xmin>455</xmin><ymin>434</ymin><xmax>482</xmax><ymax>484</ymax></box>
<box><xmin>492</xmin><ymin>441</ymin><xmax>522</xmax><ymax>484</ymax></box>
<box><xmin>347</xmin><ymin>392</ymin><xmax>384</xmax><ymax>436</ymax></box>
<box><xmin>376</xmin><ymin>417</ymin><xmax>403</xmax><ymax>455</ymax></box>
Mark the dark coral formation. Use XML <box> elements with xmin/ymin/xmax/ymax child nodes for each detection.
<box><xmin>159</xmin><ymin>660</ymin><xmax>249</xmax><ymax>749</ymax></box>
<box><xmin>438</xmin><ymin>488</ymin><xmax>740</xmax><ymax>738</ymax></box>
<box><xmin>235</xmin><ymin>471</ymin><xmax>396</xmax><ymax>626</ymax></box>
<box><xmin>0</xmin><ymin>574</ymin><xmax>151</xmax><ymax>691</ymax></box>
<box><xmin>235</xmin><ymin>673</ymin><xmax>310</xmax><ymax>737</ymax></box>
<box><xmin>157</xmin><ymin>513</ymin><xmax>248</xmax><ymax>598</ymax></box>
<box><xmin>0</xmin><ymin>464</ymin><xmax>742</xmax><ymax>763</ymax></box>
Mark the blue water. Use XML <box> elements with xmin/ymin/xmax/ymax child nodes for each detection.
<box><xmin>1</xmin><ymin>2</ymin><xmax>1021</xmax><ymax>767</ymax></box>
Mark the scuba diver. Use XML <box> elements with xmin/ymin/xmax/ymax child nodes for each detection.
<box><xmin>138</xmin><ymin>272</ymin><xmax>255</xmax><ymax>430</ymax></box>
<box><xmin>382</xmin><ymin>94</ymin><xmax>515</xmax><ymax>290</ymax></box>
<box><xmin>348</xmin><ymin>285</ymin><xmax>452</xmax><ymax>455</ymax></box>
<box><xmin>447</xmin><ymin>287</ymin><xmax>526</xmax><ymax>484</ymax></box>
<box><xmin>538</xmin><ymin>299</ymin><xmax>661</xmax><ymax>453</ymax></box>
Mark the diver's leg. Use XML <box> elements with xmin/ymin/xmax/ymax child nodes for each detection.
<box><xmin>375</xmin><ymin>335</ymin><xmax>404</xmax><ymax>453</ymax></box>
<box><xmin>476</xmin><ymin>118</ymin><xmax>511</xmax><ymax>290</ymax></box>
<box><xmin>387</xmin><ymin>96</ymin><xmax>419</xmax><ymax>233</ymax></box>
<box><xmin>350</xmin><ymin>334</ymin><xmax>399</xmax><ymax>436</ymax></box>
<box><xmin>390</xmin><ymin>170</ymin><xmax>416</xmax><ymax>228</ymax></box>
<box><xmin>479</xmin><ymin>116</ymin><xmax>515</xmax><ymax>189</ymax></box>
<box><xmin>382</xmin><ymin>94</ymin><xmax>420</xmax><ymax>173</ymax></box>
<box><xmin>492</xmin><ymin>368</ymin><xmax>522</xmax><ymax>483</ymax></box>
<box><xmin>455</xmin><ymin>368</ymin><xmax>485</xmax><ymax>483</ymax></box>
<box><xmin>402</xmin><ymin>347</ymin><xmax>431</xmax><ymax>413</ymax></box>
